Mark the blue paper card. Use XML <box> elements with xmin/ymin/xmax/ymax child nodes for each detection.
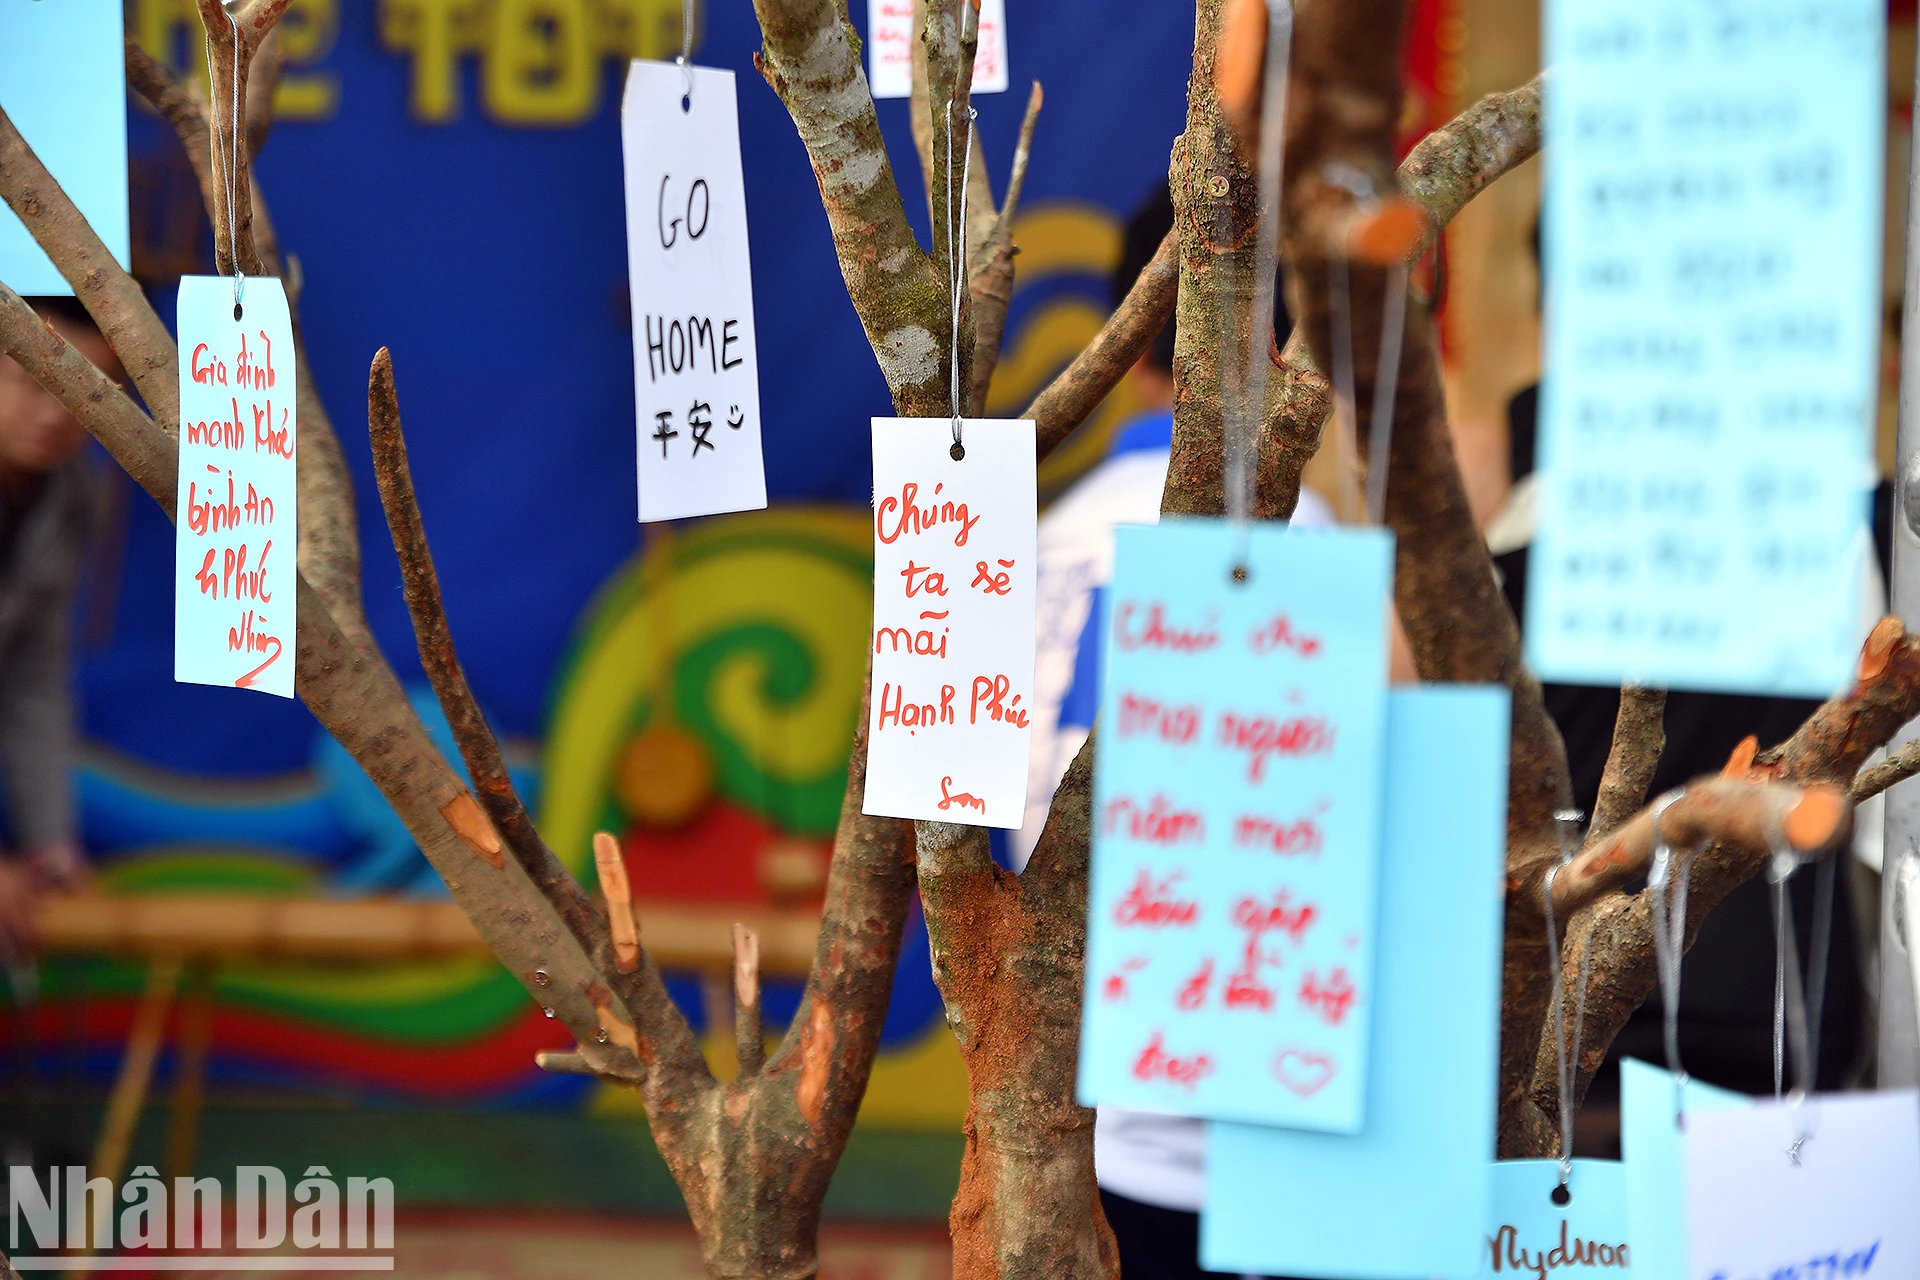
<box><xmin>1620</xmin><ymin>1057</ymin><xmax>1743</xmax><ymax>1280</ymax></box>
<box><xmin>1458</xmin><ymin>1160</ymin><xmax>1631</xmax><ymax>1279</ymax></box>
<box><xmin>1530</xmin><ymin>0</ymin><xmax>1882</xmax><ymax>697</ymax></box>
<box><xmin>174</xmin><ymin>277</ymin><xmax>297</xmax><ymax>699</ymax></box>
<box><xmin>0</xmin><ymin>0</ymin><xmax>130</xmax><ymax>295</ymax></box>
<box><xmin>1200</xmin><ymin>685</ymin><xmax>1510</xmax><ymax>1278</ymax></box>
<box><xmin>1079</xmin><ymin>521</ymin><xmax>1393</xmax><ymax>1131</ymax></box>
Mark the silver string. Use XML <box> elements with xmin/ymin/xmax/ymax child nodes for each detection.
<box><xmin>1363</xmin><ymin>264</ymin><xmax>1408</xmax><ymax>526</ymax></box>
<box><xmin>1807</xmin><ymin>851</ymin><xmax>1836</xmax><ymax>1082</ymax></box>
<box><xmin>1220</xmin><ymin>0</ymin><xmax>1293</xmax><ymax>555</ymax></box>
<box><xmin>1645</xmin><ymin>789</ymin><xmax>1692</xmax><ymax>1125</ymax></box>
<box><xmin>204</xmin><ymin>11</ymin><xmax>245</xmax><ymax>311</ymax></box>
<box><xmin>1766</xmin><ymin>844</ymin><xmax>1822</xmax><ymax>1164</ymax></box>
<box><xmin>676</xmin><ymin>0</ymin><xmax>695</xmax><ymax>99</ymax></box>
<box><xmin>1322</xmin><ymin>162</ymin><xmax>1411</xmax><ymax>527</ymax></box>
<box><xmin>1329</xmin><ymin>251</ymin><xmax>1410</xmax><ymax>527</ymax></box>
<box><xmin>1766</xmin><ymin>846</ymin><xmax>1831</xmax><ymax>1104</ymax></box>
<box><xmin>1541</xmin><ymin>808</ymin><xmax>1591</xmax><ymax>1189</ymax></box>
<box><xmin>945</xmin><ymin>96</ymin><xmax>976</xmax><ymax>445</ymax></box>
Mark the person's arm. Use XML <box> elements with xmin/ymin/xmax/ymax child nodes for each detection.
<box><xmin>0</xmin><ymin>574</ymin><xmax>81</xmax><ymax>872</ymax></box>
<box><xmin>0</xmin><ymin>478</ymin><xmax>87</xmax><ymax>887</ymax></box>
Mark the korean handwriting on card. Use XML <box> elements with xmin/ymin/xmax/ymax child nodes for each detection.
<box><xmin>861</xmin><ymin>418</ymin><xmax>1036</xmax><ymax>829</ymax></box>
<box><xmin>173</xmin><ymin>276</ymin><xmax>297</xmax><ymax>699</ymax></box>
<box><xmin>622</xmin><ymin>61</ymin><xmax>767</xmax><ymax>522</ymax></box>
<box><xmin>1080</xmin><ymin>522</ymin><xmax>1392</xmax><ymax>1132</ymax></box>
<box><xmin>1530</xmin><ymin>0</ymin><xmax>1883</xmax><ymax>697</ymax></box>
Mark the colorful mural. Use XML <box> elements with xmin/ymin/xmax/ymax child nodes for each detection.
<box><xmin>17</xmin><ymin>507</ymin><xmax>981</xmax><ymax>1128</ymax></box>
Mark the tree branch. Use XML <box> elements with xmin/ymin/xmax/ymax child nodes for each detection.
<box><xmin>0</xmin><ymin>287</ymin><xmax>649</xmax><ymax>1085</ymax></box>
<box><xmin>1029</xmin><ymin>228</ymin><xmax>1178</xmax><ymax>461</ymax></box>
<box><xmin>967</xmin><ymin>80</ymin><xmax>1043</xmax><ymax>417</ymax></box>
<box><xmin>1588</xmin><ymin>685</ymin><xmax>1666</xmax><ymax>844</ymax></box>
<box><xmin>1852</xmin><ymin>735</ymin><xmax>1920</xmax><ymax>802</ymax></box>
<box><xmin>125</xmin><ymin>39</ymin><xmax>217</xmax><ymax>218</ymax></box>
<box><xmin>1545</xmin><ymin>779</ymin><xmax>1849</xmax><ymax>924</ymax></box>
<box><xmin>1527</xmin><ymin>619</ymin><xmax>1920</xmax><ymax>1153</ymax></box>
<box><xmin>752</xmin><ymin>0</ymin><xmax>947</xmax><ymax>415</ymax></box>
<box><xmin>1396</xmin><ymin>74</ymin><xmax>1542</xmax><ymax>257</ymax></box>
<box><xmin>193</xmin><ymin>0</ymin><xmax>288</xmax><ymax>276</ymax></box>
<box><xmin>364</xmin><ymin>350</ymin><xmax>712</xmax><ymax>1089</ymax></box>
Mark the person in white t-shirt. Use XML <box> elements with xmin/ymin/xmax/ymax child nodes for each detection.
<box><xmin>1018</xmin><ymin>187</ymin><xmax>1330</xmax><ymax>1280</ymax></box>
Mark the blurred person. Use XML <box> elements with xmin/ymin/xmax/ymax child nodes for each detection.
<box><xmin>0</xmin><ymin>295</ymin><xmax>110</xmax><ymax>923</ymax></box>
<box><xmin>1020</xmin><ymin>185</ymin><xmax>1333</xmax><ymax>1280</ymax></box>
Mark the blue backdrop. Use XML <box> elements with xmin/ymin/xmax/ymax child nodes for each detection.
<box><xmin>81</xmin><ymin>1</ymin><xmax>1196</xmax><ymax>777</ymax></box>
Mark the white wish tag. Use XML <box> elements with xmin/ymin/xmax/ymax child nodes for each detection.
<box><xmin>174</xmin><ymin>276</ymin><xmax>297</xmax><ymax>698</ymax></box>
<box><xmin>621</xmin><ymin>61</ymin><xmax>767</xmax><ymax>522</ymax></box>
<box><xmin>1683</xmin><ymin>1091</ymin><xmax>1920</xmax><ymax>1280</ymax></box>
<box><xmin>866</xmin><ymin>0</ymin><xmax>1009</xmax><ymax>100</ymax></box>
<box><xmin>863</xmin><ymin>418</ymin><xmax>1035</xmax><ymax>827</ymax></box>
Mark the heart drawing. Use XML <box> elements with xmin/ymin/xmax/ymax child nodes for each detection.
<box><xmin>1272</xmin><ymin>1047</ymin><xmax>1336</xmax><ymax>1097</ymax></box>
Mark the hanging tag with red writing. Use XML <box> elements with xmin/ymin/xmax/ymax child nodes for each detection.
<box><xmin>866</xmin><ymin>0</ymin><xmax>1009</xmax><ymax>99</ymax></box>
<box><xmin>1079</xmin><ymin>520</ymin><xmax>1392</xmax><ymax>1131</ymax></box>
<box><xmin>174</xmin><ymin>276</ymin><xmax>296</xmax><ymax>698</ymax></box>
<box><xmin>863</xmin><ymin>417</ymin><xmax>1035</xmax><ymax>827</ymax></box>
<box><xmin>622</xmin><ymin>61</ymin><xmax>767</xmax><ymax>522</ymax></box>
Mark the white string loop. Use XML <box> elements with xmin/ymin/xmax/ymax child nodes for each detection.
<box><xmin>1323</xmin><ymin>163</ymin><xmax>1410</xmax><ymax>528</ymax></box>
<box><xmin>945</xmin><ymin>96</ymin><xmax>976</xmax><ymax>448</ymax></box>
<box><xmin>1541</xmin><ymin>807</ymin><xmax>1591</xmax><ymax>1195</ymax></box>
<box><xmin>1645</xmin><ymin>788</ymin><xmax>1693</xmax><ymax>1126</ymax></box>
<box><xmin>675</xmin><ymin>0</ymin><xmax>695</xmax><ymax>101</ymax></box>
<box><xmin>1216</xmin><ymin>0</ymin><xmax>1294</xmax><ymax>565</ymax></box>
<box><xmin>205</xmin><ymin>9</ymin><xmax>246</xmax><ymax>314</ymax></box>
<box><xmin>1765</xmin><ymin>817</ymin><xmax>1835</xmax><ymax>1165</ymax></box>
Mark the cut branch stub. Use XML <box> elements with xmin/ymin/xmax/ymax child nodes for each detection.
<box><xmin>594</xmin><ymin>831</ymin><xmax>642</xmax><ymax>974</ymax></box>
<box><xmin>1547</xmin><ymin>778</ymin><xmax>1851</xmax><ymax>926</ymax></box>
<box><xmin>732</xmin><ymin>922</ymin><xmax>764</xmax><ymax>1077</ymax></box>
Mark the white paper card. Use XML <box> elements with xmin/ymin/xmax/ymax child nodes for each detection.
<box><xmin>1683</xmin><ymin>1090</ymin><xmax>1920</xmax><ymax>1280</ymax></box>
<box><xmin>864</xmin><ymin>417</ymin><xmax>1035</xmax><ymax>827</ymax></box>
<box><xmin>621</xmin><ymin>61</ymin><xmax>767</xmax><ymax>522</ymax></box>
<box><xmin>867</xmin><ymin>0</ymin><xmax>1009</xmax><ymax>100</ymax></box>
<box><xmin>174</xmin><ymin>276</ymin><xmax>297</xmax><ymax>699</ymax></box>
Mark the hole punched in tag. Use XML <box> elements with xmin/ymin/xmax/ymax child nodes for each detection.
<box><xmin>674</xmin><ymin>0</ymin><xmax>693</xmax><ymax>113</ymax></box>
<box><xmin>1550</xmin><ymin>1183</ymin><xmax>1572</xmax><ymax>1207</ymax></box>
<box><xmin>1229</xmin><ymin>563</ymin><xmax>1250</xmax><ymax>586</ymax></box>
<box><xmin>949</xmin><ymin>441</ymin><xmax>965</xmax><ymax>462</ymax></box>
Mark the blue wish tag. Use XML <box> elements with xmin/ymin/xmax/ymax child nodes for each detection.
<box><xmin>1458</xmin><ymin>1160</ymin><xmax>1631</xmax><ymax>1279</ymax></box>
<box><xmin>1529</xmin><ymin>0</ymin><xmax>1882</xmax><ymax>697</ymax></box>
<box><xmin>0</xmin><ymin>0</ymin><xmax>129</xmax><ymax>295</ymax></box>
<box><xmin>1079</xmin><ymin>521</ymin><xmax>1393</xmax><ymax>1131</ymax></box>
<box><xmin>1200</xmin><ymin>685</ymin><xmax>1509</xmax><ymax>1279</ymax></box>
<box><xmin>1619</xmin><ymin>1058</ymin><xmax>1743</xmax><ymax>1280</ymax></box>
